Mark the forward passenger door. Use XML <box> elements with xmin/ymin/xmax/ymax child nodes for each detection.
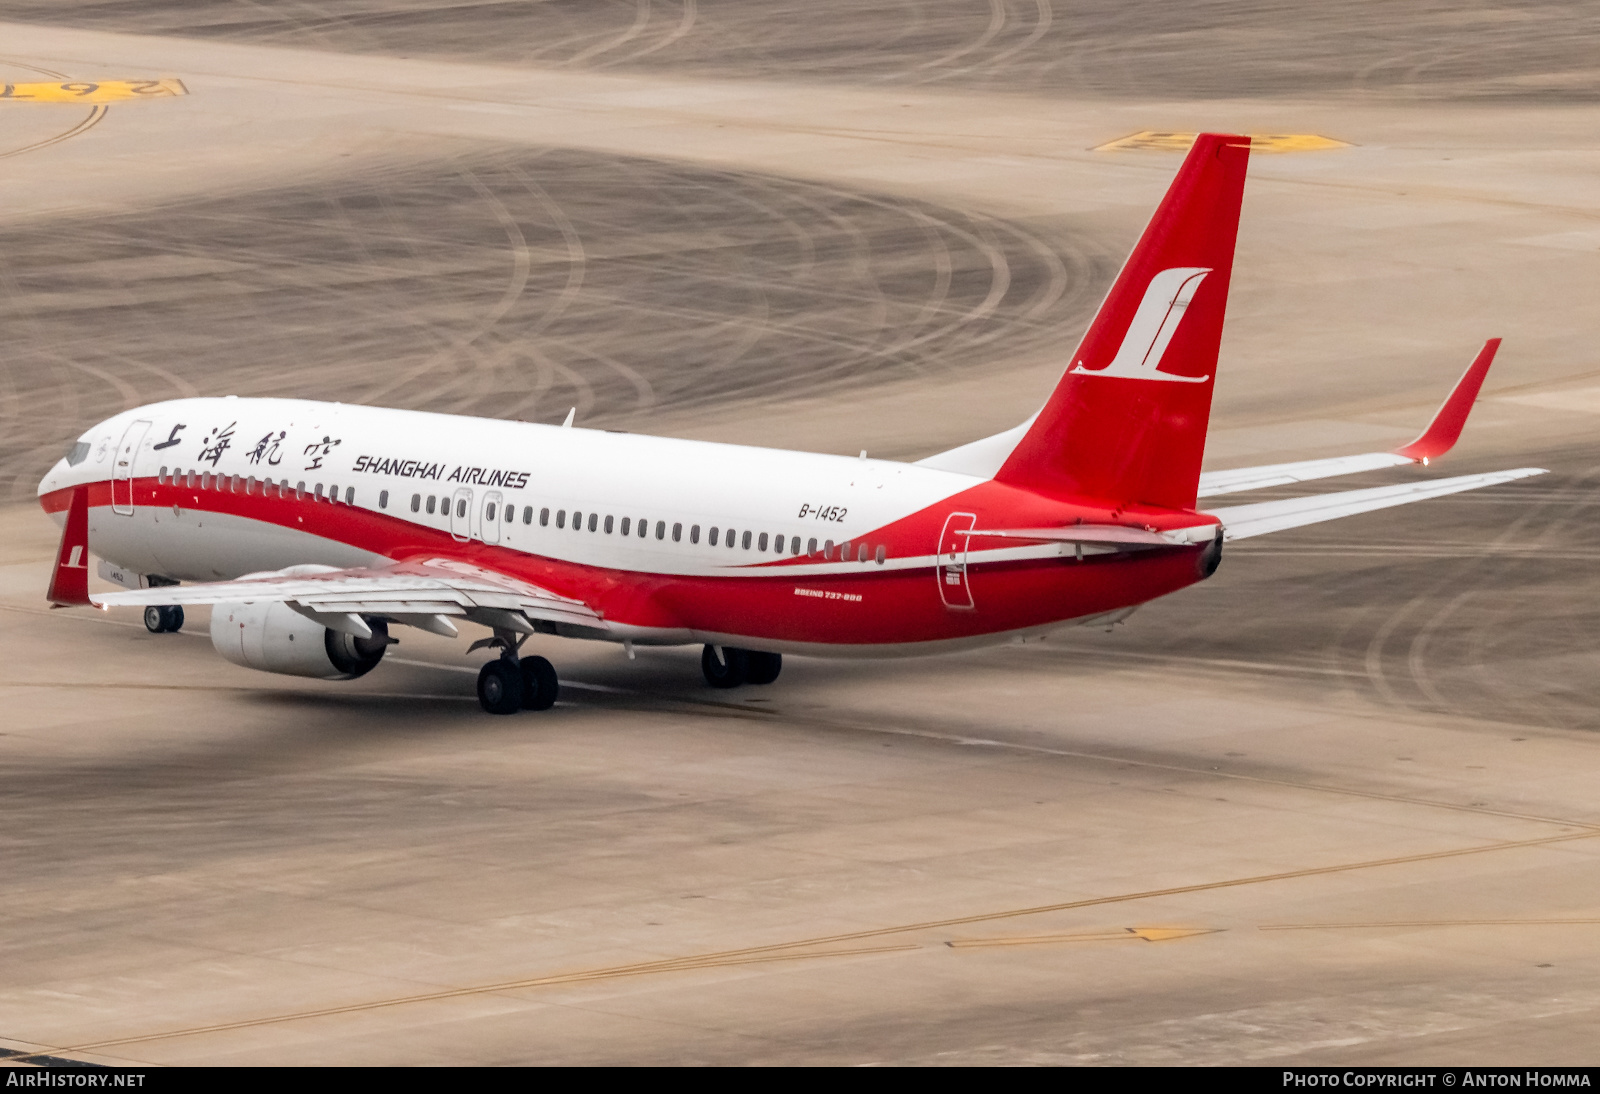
<box><xmin>111</xmin><ymin>419</ymin><xmax>151</xmax><ymax>516</ymax></box>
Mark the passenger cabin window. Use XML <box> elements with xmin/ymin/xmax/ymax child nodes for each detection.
<box><xmin>655</xmin><ymin>521</ymin><xmax>666</xmax><ymax>541</ymax></box>
<box><xmin>690</xmin><ymin>525</ymin><xmax>700</xmax><ymax>544</ymax></box>
<box><xmin>672</xmin><ymin>523</ymin><xmax>682</xmax><ymax>543</ymax></box>
<box><xmin>411</xmin><ymin>494</ymin><xmax>420</xmax><ymax>512</ymax></box>
<box><xmin>604</xmin><ymin>515</ymin><xmax>614</xmax><ymax>534</ymax></box>
<box><xmin>620</xmin><ymin>517</ymin><xmax>630</xmax><ymax>535</ymax></box>
<box><xmin>758</xmin><ymin>533</ymin><xmax>768</xmax><ymax>551</ymax></box>
<box><xmin>540</xmin><ymin>507</ymin><xmax>550</xmax><ymax>527</ymax></box>
<box><xmin>556</xmin><ymin>510</ymin><xmax>566</xmax><ymax>528</ymax></box>
<box><xmin>379</xmin><ymin>490</ymin><xmax>388</xmax><ymax>509</ymax></box>
<box><xmin>346</xmin><ymin>487</ymin><xmax>355</xmax><ymax>505</ymax></box>
<box><xmin>875</xmin><ymin>545</ymin><xmax>887</xmax><ymax>564</ymax></box>
<box><xmin>426</xmin><ymin>496</ymin><xmax>437</xmax><ymax>515</ymax></box>
<box><xmin>808</xmin><ymin>538</ymin><xmax>818</xmax><ymax>556</ymax></box>
<box><xmin>709</xmin><ymin>527</ymin><xmax>719</xmax><ymax>547</ymax></box>
<box><xmin>588</xmin><ymin>513</ymin><xmax>598</xmax><ymax>532</ymax></box>
<box><xmin>296</xmin><ymin>481</ymin><xmax>306</xmax><ymax>499</ymax></box>
<box><xmin>524</xmin><ymin>506</ymin><xmax>534</xmax><ymax>524</ymax></box>
<box><xmin>637</xmin><ymin>518</ymin><xmax>647</xmax><ymax>538</ymax></box>
<box><xmin>741</xmin><ymin>531</ymin><xmax>752</xmax><ymax>550</ymax></box>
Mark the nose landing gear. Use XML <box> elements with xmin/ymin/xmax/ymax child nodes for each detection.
<box><xmin>701</xmin><ymin>645</ymin><xmax>781</xmax><ymax>688</ymax></box>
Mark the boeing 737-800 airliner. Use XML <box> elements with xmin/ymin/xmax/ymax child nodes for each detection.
<box><xmin>38</xmin><ymin>134</ymin><xmax>1544</xmax><ymax>713</ymax></box>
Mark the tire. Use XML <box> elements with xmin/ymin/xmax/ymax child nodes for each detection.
<box><xmin>520</xmin><ymin>656</ymin><xmax>559</xmax><ymax>711</ymax></box>
<box><xmin>701</xmin><ymin>644</ymin><xmax>748</xmax><ymax>688</ymax></box>
<box><xmin>148</xmin><ymin>605</ymin><xmax>184</xmax><ymax>633</ymax></box>
<box><xmin>477</xmin><ymin>660</ymin><xmax>523</xmax><ymax>715</ymax></box>
<box><xmin>743</xmin><ymin>650</ymin><xmax>782</xmax><ymax>685</ymax></box>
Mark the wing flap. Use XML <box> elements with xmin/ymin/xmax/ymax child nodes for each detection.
<box><xmin>1208</xmin><ymin>467</ymin><xmax>1546</xmax><ymax>541</ymax></box>
<box><xmin>92</xmin><ymin>558</ymin><xmax>607</xmax><ymax>632</ymax></box>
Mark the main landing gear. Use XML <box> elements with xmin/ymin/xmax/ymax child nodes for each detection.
<box><xmin>472</xmin><ymin>630</ymin><xmax>560</xmax><ymax>715</ymax></box>
<box><xmin>701</xmin><ymin>644</ymin><xmax>781</xmax><ymax>689</ymax></box>
<box><xmin>143</xmin><ymin>605</ymin><xmax>184</xmax><ymax>633</ymax></box>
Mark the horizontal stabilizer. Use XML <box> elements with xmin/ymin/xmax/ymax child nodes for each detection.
<box><xmin>1197</xmin><ymin>452</ymin><xmax>1412</xmax><ymax>497</ymax></box>
<box><xmin>1208</xmin><ymin>467</ymin><xmax>1547</xmax><ymax>541</ymax></box>
<box><xmin>963</xmin><ymin>524</ymin><xmax>1185</xmax><ymax>548</ymax></box>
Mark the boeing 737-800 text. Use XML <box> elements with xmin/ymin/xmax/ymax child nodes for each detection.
<box><xmin>37</xmin><ymin>134</ymin><xmax>1544</xmax><ymax>713</ymax></box>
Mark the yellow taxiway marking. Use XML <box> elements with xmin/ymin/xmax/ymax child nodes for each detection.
<box><xmin>0</xmin><ymin>79</ymin><xmax>187</xmax><ymax>104</ymax></box>
<box><xmin>1096</xmin><ymin>131</ymin><xmax>1350</xmax><ymax>153</ymax></box>
<box><xmin>1261</xmin><ymin>918</ymin><xmax>1600</xmax><ymax>931</ymax></box>
<box><xmin>948</xmin><ymin>926</ymin><xmax>1219</xmax><ymax>948</ymax></box>
<box><xmin>49</xmin><ymin>827</ymin><xmax>1599</xmax><ymax>1056</ymax></box>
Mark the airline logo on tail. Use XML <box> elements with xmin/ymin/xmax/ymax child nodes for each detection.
<box><xmin>1072</xmin><ymin>266</ymin><xmax>1212</xmax><ymax>383</ymax></box>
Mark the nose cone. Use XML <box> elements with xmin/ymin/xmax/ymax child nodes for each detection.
<box><xmin>39</xmin><ymin>457</ymin><xmax>68</xmax><ymax>500</ymax></box>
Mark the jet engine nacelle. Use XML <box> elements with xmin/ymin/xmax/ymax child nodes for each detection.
<box><xmin>210</xmin><ymin>601</ymin><xmax>388</xmax><ymax>679</ymax></box>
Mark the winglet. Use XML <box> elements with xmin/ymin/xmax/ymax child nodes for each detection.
<box><xmin>46</xmin><ymin>485</ymin><xmax>91</xmax><ymax>607</ymax></box>
<box><xmin>1392</xmin><ymin>338</ymin><xmax>1500</xmax><ymax>464</ymax></box>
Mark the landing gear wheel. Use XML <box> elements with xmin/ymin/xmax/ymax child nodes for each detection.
<box><xmin>477</xmin><ymin>660</ymin><xmax>523</xmax><ymax>715</ymax></box>
<box><xmin>744</xmin><ymin>651</ymin><xmax>782</xmax><ymax>685</ymax></box>
<box><xmin>143</xmin><ymin>605</ymin><xmax>184</xmax><ymax>633</ymax></box>
<box><xmin>701</xmin><ymin>644</ymin><xmax>748</xmax><ymax>689</ymax></box>
<box><xmin>520</xmin><ymin>656</ymin><xmax>559</xmax><ymax>711</ymax></box>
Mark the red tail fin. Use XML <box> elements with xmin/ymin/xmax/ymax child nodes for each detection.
<box><xmin>47</xmin><ymin>485</ymin><xmax>91</xmax><ymax>607</ymax></box>
<box><xmin>995</xmin><ymin>133</ymin><xmax>1250</xmax><ymax>509</ymax></box>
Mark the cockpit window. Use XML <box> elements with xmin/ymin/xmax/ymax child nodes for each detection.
<box><xmin>66</xmin><ymin>441</ymin><xmax>90</xmax><ymax>467</ymax></box>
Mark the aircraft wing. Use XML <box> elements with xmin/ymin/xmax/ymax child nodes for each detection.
<box><xmin>1207</xmin><ymin>467</ymin><xmax>1547</xmax><ymax>541</ymax></box>
<box><xmin>92</xmin><ymin>557</ymin><xmax>608</xmax><ymax>639</ymax></box>
<box><xmin>1197</xmin><ymin>338</ymin><xmax>1501</xmax><ymax>498</ymax></box>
